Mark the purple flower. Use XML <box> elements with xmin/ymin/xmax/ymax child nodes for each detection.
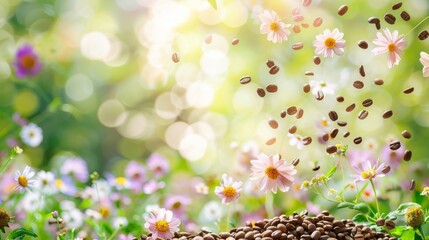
<box><xmin>13</xmin><ymin>44</ymin><xmax>42</xmax><ymax>78</ymax></box>
<box><xmin>147</xmin><ymin>153</ymin><xmax>170</xmax><ymax>178</ymax></box>
<box><xmin>125</xmin><ymin>160</ymin><xmax>146</xmax><ymax>192</ymax></box>
<box><xmin>164</xmin><ymin>195</ymin><xmax>191</xmax><ymax>219</ymax></box>
<box><xmin>60</xmin><ymin>157</ymin><xmax>89</xmax><ymax>182</ymax></box>
<box><xmin>380</xmin><ymin>143</ymin><xmax>405</xmax><ymax>170</ymax></box>
<box><xmin>352</xmin><ymin>160</ymin><xmax>386</xmax><ymax>183</ymax></box>
<box><xmin>214</xmin><ymin>174</ymin><xmax>243</xmax><ymax>204</ymax></box>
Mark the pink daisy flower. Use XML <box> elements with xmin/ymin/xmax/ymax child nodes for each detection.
<box><xmin>372</xmin><ymin>28</ymin><xmax>407</xmax><ymax>68</ymax></box>
<box><xmin>259</xmin><ymin>10</ymin><xmax>291</xmax><ymax>43</ymax></box>
<box><xmin>313</xmin><ymin>28</ymin><xmax>346</xmax><ymax>58</ymax></box>
<box><xmin>144</xmin><ymin>208</ymin><xmax>181</xmax><ymax>239</ymax></box>
<box><xmin>352</xmin><ymin>160</ymin><xmax>386</xmax><ymax>183</ymax></box>
<box><xmin>249</xmin><ymin>153</ymin><xmax>297</xmax><ymax>194</ymax></box>
<box><xmin>420</xmin><ymin>52</ymin><xmax>429</xmax><ymax>77</ymax></box>
<box><xmin>214</xmin><ymin>174</ymin><xmax>243</xmax><ymax>204</ymax></box>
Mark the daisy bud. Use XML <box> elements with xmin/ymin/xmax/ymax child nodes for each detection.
<box><xmin>0</xmin><ymin>208</ymin><xmax>11</xmax><ymax>233</ymax></box>
<box><xmin>405</xmin><ymin>206</ymin><xmax>424</xmax><ymax>228</ymax></box>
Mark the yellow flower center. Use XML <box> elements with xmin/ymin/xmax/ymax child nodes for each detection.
<box><xmin>270</xmin><ymin>22</ymin><xmax>279</xmax><ymax>32</ymax></box>
<box><xmin>324</xmin><ymin>37</ymin><xmax>336</xmax><ymax>49</ymax></box>
<box><xmin>387</xmin><ymin>43</ymin><xmax>395</xmax><ymax>52</ymax></box>
<box><xmin>55</xmin><ymin>179</ymin><xmax>64</xmax><ymax>189</ymax></box>
<box><xmin>18</xmin><ymin>176</ymin><xmax>28</xmax><ymax>187</ymax></box>
<box><xmin>100</xmin><ymin>207</ymin><xmax>110</xmax><ymax>218</ymax></box>
<box><xmin>223</xmin><ymin>186</ymin><xmax>237</xmax><ymax>198</ymax></box>
<box><xmin>265</xmin><ymin>166</ymin><xmax>279</xmax><ymax>179</ymax></box>
<box><xmin>20</xmin><ymin>55</ymin><xmax>36</xmax><ymax>69</ymax></box>
<box><xmin>155</xmin><ymin>220</ymin><xmax>169</xmax><ymax>232</ymax></box>
<box><xmin>172</xmin><ymin>201</ymin><xmax>182</xmax><ymax>209</ymax></box>
<box><xmin>361</xmin><ymin>169</ymin><xmax>376</xmax><ymax>179</ymax></box>
<box><xmin>116</xmin><ymin>177</ymin><xmax>127</xmax><ymax>186</ymax></box>
<box><xmin>320</xmin><ymin>119</ymin><xmax>328</xmax><ymax>127</ymax></box>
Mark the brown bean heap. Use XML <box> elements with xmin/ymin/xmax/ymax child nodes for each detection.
<box><xmin>140</xmin><ymin>212</ymin><xmax>395</xmax><ymax>240</ymax></box>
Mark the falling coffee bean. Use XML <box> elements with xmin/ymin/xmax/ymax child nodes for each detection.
<box><xmin>231</xmin><ymin>38</ymin><xmax>240</xmax><ymax>45</ymax></box>
<box><xmin>343</xmin><ymin>131</ymin><xmax>350</xmax><ymax>138</ymax></box>
<box><xmin>313</xmin><ymin>56</ymin><xmax>321</xmax><ymax>65</ymax></box>
<box><xmin>266</xmin><ymin>137</ymin><xmax>276</xmax><ymax>145</ymax></box>
<box><xmin>289</xmin><ymin>125</ymin><xmax>297</xmax><ymax>134</ymax></box>
<box><xmin>268</xmin><ymin>119</ymin><xmax>278</xmax><ymax>129</ymax></box>
<box><xmin>326</xmin><ymin>145</ymin><xmax>338</xmax><ymax>154</ymax></box>
<box><xmin>358</xmin><ymin>40</ymin><xmax>368</xmax><ymax>49</ymax></box>
<box><xmin>330</xmin><ymin>128</ymin><xmax>339</xmax><ymax>138</ymax></box>
<box><xmin>266</xmin><ymin>84</ymin><xmax>278</xmax><ymax>93</ymax></box>
<box><xmin>418</xmin><ymin>30</ymin><xmax>429</xmax><ymax>40</ymax></box>
<box><xmin>384</xmin><ymin>13</ymin><xmax>396</xmax><ymax>24</ymax></box>
<box><xmin>383</xmin><ymin>110</ymin><xmax>393</xmax><ymax>119</ymax></box>
<box><xmin>287</xmin><ymin>106</ymin><xmax>298</xmax><ymax>115</ymax></box>
<box><xmin>315</xmin><ymin>90</ymin><xmax>324</xmax><ymax>100</ymax></box>
<box><xmin>280</xmin><ymin>110</ymin><xmax>287</xmax><ymax>118</ymax></box>
<box><xmin>312</xmin><ymin>165</ymin><xmax>320</xmax><ymax>171</ymax></box>
<box><xmin>346</xmin><ymin>103</ymin><xmax>356</xmax><ymax>112</ymax></box>
<box><xmin>257</xmin><ymin>88</ymin><xmax>266</xmax><ymax>97</ymax></box>
<box><xmin>368</xmin><ymin>17</ymin><xmax>381</xmax><ymax>30</ymax></box>
<box><xmin>292</xmin><ymin>42</ymin><xmax>304</xmax><ymax>50</ymax></box>
<box><xmin>328</xmin><ymin>111</ymin><xmax>338</xmax><ymax>121</ymax></box>
<box><xmin>409</xmin><ymin>179</ymin><xmax>415</xmax><ymax>191</ymax></box>
<box><xmin>362</xmin><ymin>99</ymin><xmax>373</xmax><ymax>107</ymax></box>
<box><xmin>292</xmin><ymin>158</ymin><xmax>300</xmax><ymax>166</ymax></box>
<box><xmin>389</xmin><ymin>141</ymin><xmax>401</xmax><ymax>150</ymax></box>
<box><xmin>403</xmin><ymin>150</ymin><xmax>412</xmax><ymax>161</ymax></box>
<box><xmin>403</xmin><ymin>87</ymin><xmax>414</xmax><ymax>94</ymax></box>
<box><xmin>358</xmin><ymin>110</ymin><xmax>369</xmax><ymax>120</ymax></box>
<box><xmin>400</xmin><ymin>11</ymin><xmax>410</xmax><ymax>21</ymax></box>
<box><xmin>402</xmin><ymin>130</ymin><xmax>412</xmax><ymax>139</ymax></box>
<box><xmin>304</xmin><ymin>71</ymin><xmax>314</xmax><ymax>76</ymax></box>
<box><xmin>302</xmin><ymin>0</ymin><xmax>312</xmax><ymax>7</ymax></box>
<box><xmin>266</xmin><ymin>60</ymin><xmax>275</xmax><ymax>68</ymax></box>
<box><xmin>337</xmin><ymin>5</ymin><xmax>348</xmax><ymax>16</ymax></box>
<box><xmin>303</xmin><ymin>84</ymin><xmax>311</xmax><ymax>93</ymax></box>
<box><xmin>392</xmin><ymin>2</ymin><xmax>402</xmax><ymax>10</ymax></box>
<box><xmin>269</xmin><ymin>65</ymin><xmax>280</xmax><ymax>75</ymax></box>
<box><xmin>336</xmin><ymin>96</ymin><xmax>344</xmax><ymax>102</ymax></box>
<box><xmin>172</xmin><ymin>52</ymin><xmax>180</xmax><ymax>63</ymax></box>
<box><xmin>337</xmin><ymin>121</ymin><xmax>347</xmax><ymax>127</ymax></box>
<box><xmin>303</xmin><ymin>136</ymin><xmax>312</xmax><ymax>145</ymax></box>
<box><xmin>353</xmin><ymin>80</ymin><xmax>364</xmax><ymax>89</ymax></box>
<box><xmin>296</xmin><ymin>108</ymin><xmax>304</xmax><ymax>119</ymax></box>
<box><xmin>322</xmin><ymin>133</ymin><xmax>329</xmax><ymax>141</ymax></box>
<box><xmin>359</xmin><ymin>65</ymin><xmax>366</xmax><ymax>77</ymax></box>
<box><xmin>353</xmin><ymin>136</ymin><xmax>362</xmax><ymax>144</ymax></box>
<box><xmin>240</xmin><ymin>76</ymin><xmax>251</xmax><ymax>84</ymax></box>
<box><xmin>374</xmin><ymin>79</ymin><xmax>384</xmax><ymax>85</ymax></box>
<box><xmin>313</xmin><ymin>17</ymin><xmax>323</xmax><ymax>27</ymax></box>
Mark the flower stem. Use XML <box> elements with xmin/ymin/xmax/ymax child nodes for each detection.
<box><xmin>406</xmin><ymin>16</ymin><xmax>429</xmax><ymax>36</ymax></box>
<box><xmin>226</xmin><ymin>204</ymin><xmax>231</xmax><ymax>231</ymax></box>
<box><xmin>369</xmin><ymin>179</ymin><xmax>380</xmax><ymax>214</ymax></box>
<box><xmin>0</xmin><ymin>149</ymin><xmax>19</xmax><ymax>175</ymax></box>
<box><xmin>107</xmin><ymin>227</ymin><xmax>121</xmax><ymax>240</ymax></box>
<box><xmin>418</xmin><ymin>225</ymin><xmax>426</xmax><ymax>240</ymax></box>
<box><xmin>265</xmin><ymin>192</ymin><xmax>274</xmax><ymax>218</ymax></box>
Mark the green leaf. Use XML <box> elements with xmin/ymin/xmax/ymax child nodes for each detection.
<box><xmin>390</xmin><ymin>226</ymin><xmax>410</xmax><ymax>237</ymax></box>
<box><xmin>415</xmin><ymin>232</ymin><xmax>424</xmax><ymax>240</ymax></box>
<box><xmin>208</xmin><ymin>0</ymin><xmax>217</xmax><ymax>10</ymax></box>
<box><xmin>352</xmin><ymin>213</ymin><xmax>368</xmax><ymax>223</ymax></box>
<box><xmin>8</xmin><ymin>228</ymin><xmax>38</xmax><ymax>239</ymax></box>
<box><xmin>337</xmin><ymin>202</ymin><xmax>355</xmax><ymax>209</ymax></box>
<box><xmin>325</xmin><ymin>165</ymin><xmax>337</xmax><ymax>179</ymax></box>
<box><xmin>354</xmin><ymin>182</ymin><xmax>369</xmax><ymax>202</ymax></box>
<box><xmin>401</xmin><ymin>228</ymin><xmax>416</xmax><ymax>240</ymax></box>
<box><xmin>354</xmin><ymin>203</ymin><xmax>370</xmax><ymax>214</ymax></box>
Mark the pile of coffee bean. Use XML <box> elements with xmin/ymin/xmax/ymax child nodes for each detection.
<box><xmin>139</xmin><ymin>211</ymin><xmax>396</xmax><ymax>240</ymax></box>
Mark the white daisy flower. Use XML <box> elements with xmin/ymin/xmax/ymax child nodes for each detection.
<box><xmin>14</xmin><ymin>166</ymin><xmax>36</xmax><ymax>192</ymax></box>
<box><xmin>35</xmin><ymin>170</ymin><xmax>57</xmax><ymax>195</ymax></box>
<box><xmin>20</xmin><ymin>123</ymin><xmax>43</xmax><ymax>147</ymax></box>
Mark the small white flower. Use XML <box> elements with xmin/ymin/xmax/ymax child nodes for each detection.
<box><xmin>199</xmin><ymin>201</ymin><xmax>223</xmax><ymax>223</ymax></box>
<box><xmin>85</xmin><ymin>209</ymin><xmax>102</xmax><ymax>220</ymax></box>
<box><xmin>310</xmin><ymin>80</ymin><xmax>336</xmax><ymax>96</ymax></box>
<box><xmin>35</xmin><ymin>170</ymin><xmax>57</xmax><ymax>194</ymax></box>
<box><xmin>288</xmin><ymin>133</ymin><xmax>304</xmax><ymax>150</ymax></box>
<box><xmin>259</xmin><ymin>10</ymin><xmax>291</xmax><ymax>43</ymax></box>
<box><xmin>420</xmin><ymin>52</ymin><xmax>429</xmax><ymax>77</ymax></box>
<box><xmin>313</xmin><ymin>28</ymin><xmax>346</xmax><ymax>58</ymax></box>
<box><xmin>62</xmin><ymin>209</ymin><xmax>84</xmax><ymax>229</ymax></box>
<box><xmin>14</xmin><ymin>166</ymin><xmax>36</xmax><ymax>192</ymax></box>
<box><xmin>112</xmin><ymin>216</ymin><xmax>128</xmax><ymax>229</ymax></box>
<box><xmin>20</xmin><ymin>123</ymin><xmax>43</xmax><ymax>147</ymax></box>
<box><xmin>195</xmin><ymin>182</ymin><xmax>209</xmax><ymax>195</ymax></box>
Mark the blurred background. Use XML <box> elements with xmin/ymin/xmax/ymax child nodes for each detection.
<box><xmin>1</xmin><ymin>0</ymin><xmax>429</xmax><ymax>221</ymax></box>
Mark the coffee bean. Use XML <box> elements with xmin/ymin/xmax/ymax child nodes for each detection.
<box><xmin>368</xmin><ymin>17</ymin><xmax>381</xmax><ymax>30</ymax></box>
<box><xmin>280</xmin><ymin>110</ymin><xmax>287</xmax><ymax>118</ymax></box>
<box><xmin>376</xmin><ymin>218</ymin><xmax>385</xmax><ymax>226</ymax></box>
<box><xmin>389</xmin><ymin>141</ymin><xmax>401</xmax><ymax>150</ymax></box>
<box><xmin>301</xmin><ymin>23</ymin><xmax>309</xmax><ymax>28</ymax></box>
<box><xmin>382</xmin><ymin>165</ymin><xmax>391</xmax><ymax>174</ymax></box>
<box><xmin>400</xmin><ymin>11</ymin><xmax>410</xmax><ymax>21</ymax></box>
<box><xmin>326</xmin><ymin>145</ymin><xmax>337</xmax><ymax>154</ymax></box>
<box><xmin>392</xmin><ymin>2</ymin><xmax>402</xmax><ymax>10</ymax></box>
<box><xmin>337</xmin><ymin>121</ymin><xmax>347</xmax><ymax>127</ymax></box>
<box><xmin>235</xmin><ymin>231</ymin><xmax>245</xmax><ymax>239</ymax></box>
<box><xmin>402</xmin><ymin>130</ymin><xmax>411</xmax><ymax>139</ymax></box>
<box><xmin>303</xmin><ymin>136</ymin><xmax>312</xmax><ymax>145</ymax></box>
<box><xmin>322</xmin><ymin>133</ymin><xmax>329</xmax><ymax>142</ymax></box>
<box><xmin>303</xmin><ymin>84</ymin><xmax>311</xmax><ymax>93</ymax></box>
<box><xmin>292</xmin><ymin>158</ymin><xmax>300</xmax><ymax>166</ymax></box>
<box><xmin>336</xmin><ymin>96</ymin><xmax>344</xmax><ymax>102</ymax></box>
<box><xmin>262</xmin><ymin>230</ymin><xmax>273</xmax><ymax>238</ymax></box>
<box><xmin>346</xmin><ymin>103</ymin><xmax>356</xmax><ymax>112</ymax></box>
<box><xmin>313</xmin><ymin>17</ymin><xmax>323</xmax><ymax>27</ymax></box>
<box><xmin>266</xmin><ymin>84</ymin><xmax>278</xmax><ymax>93</ymax></box>
<box><xmin>315</xmin><ymin>90</ymin><xmax>324</xmax><ymax>100</ymax></box>
<box><xmin>353</xmin><ymin>80</ymin><xmax>364</xmax><ymax>89</ymax></box>
<box><xmin>172</xmin><ymin>52</ymin><xmax>180</xmax><ymax>63</ymax></box>
<box><xmin>338</xmin><ymin>5</ymin><xmax>348</xmax><ymax>16</ymax></box>
<box><xmin>328</xmin><ymin>111</ymin><xmax>338</xmax><ymax>121</ymax></box>
<box><xmin>266</xmin><ymin>60</ymin><xmax>275</xmax><ymax>68</ymax></box>
<box><xmin>383</xmin><ymin>110</ymin><xmax>393</xmax><ymax>119</ymax></box>
<box><xmin>231</xmin><ymin>38</ymin><xmax>240</xmax><ymax>45</ymax></box>
<box><xmin>289</xmin><ymin>125</ymin><xmax>297</xmax><ymax>134</ymax></box>
<box><xmin>245</xmin><ymin>231</ymin><xmax>255</xmax><ymax>239</ymax></box>
<box><xmin>269</xmin><ymin>66</ymin><xmax>280</xmax><ymax>75</ymax></box>
<box><xmin>330</xmin><ymin>128</ymin><xmax>339</xmax><ymax>138</ymax></box>
<box><xmin>403</xmin><ymin>87</ymin><xmax>414</xmax><ymax>94</ymax></box>
<box><xmin>313</xmin><ymin>56</ymin><xmax>321</xmax><ymax>65</ymax></box>
<box><xmin>311</xmin><ymin>231</ymin><xmax>321</xmax><ymax>240</ymax></box>
<box><xmin>266</xmin><ymin>137</ymin><xmax>276</xmax><ymax>145</ymax></box>
<box><xmin>343</xmin><ymin>131</ymin><xmax>350</xmax><ymax>138</ymax></box>
<box><xmin>287</xmin><ymin>106</ymin><xmax>298</xmax><ymax>115</ymax></box>
<box><xmin>374</xmin><ymin>79</ymin><xmax>384</xmax><ymax>85</ymax></box>
<box><xmin>296</xmin><ymin>108</ymin><xmax>304</xmax><ymax>119</ymax></box>
<box><xmin>257</xmin><ymin>88</ymin><xmax>266</xmax><ymax>97</ymax></box>
<box><xmin>359</xmin><ymin>65</ymin><xmax>365</xmax><ymax>77</ymax></box>
<box><xmin>353</xmin><ymin>137</ymin><xmax>362</xmax><ymax>144</ymax></box>
<box><xmin>409</xmin><ymin>179</ymin><xmax>415</xmax><ymax>191</ymax></box>
<box><xmin>271</xmin><ymin>230</ymin><xmax>282</xmax><ymax>239</ymax></box>
<box><xmin>362</xmin><ymin>99</ymin><xmax>373</xmax><ymax>107</ymax></box>
<box><xmin>302</xmin><ymin>0</ymin><xmax>312</xmax><ymax>7</ymax></box>
<box><xmin>304</xmin><ymin>71</ymin><xmax>314</xmax><ymax>76</ymax></box>
<box><xmin>403</xmin><ymin>150</ymin><xmax>412</xmax><ymax>161</ymax></box>
<box><xmin>419</xmin><ymin>30</ymin><xmax>429</xmax><ymax>40</ymax></box>
<box><xmin>240</xmin><ymin>76</ymin><xmax>251</xmax><ymax>84</ymax></box>
<box><xmin>268</xmin><ymin>119</ymin><xmax>278</xmax><ymax>129</ymax></box>
<box><xmin>220</xmin><ymin>232</ymin><xmax>231</xmax><ymax>238</ymax></box>
<box><xmin>293</xmin><ymin>25</ymin><xmax>301</xmax><ymax>33</ymax></box>
<box><xmin>358</xmin><ymin>40</ymin><xmax>368</xmax><ymax>49</ymax></box>
<box><xmin>292</xmin><ymin>42</ymin><xmax>304</xmax><ymax>50</ymax></box>
<box><xmin>358</xmin><ymin>110</ymin><xmax>369</xmax><ymax>120</ymax></box>
<box><xmin>385</xmin><ymin>220</ymin><xmax>395</xmax><ymax>230</ymax></box>
<box><xmin>384</xmin><ymin>13</ymin><xmax>396</xmax><ymax>24</ymax></box>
